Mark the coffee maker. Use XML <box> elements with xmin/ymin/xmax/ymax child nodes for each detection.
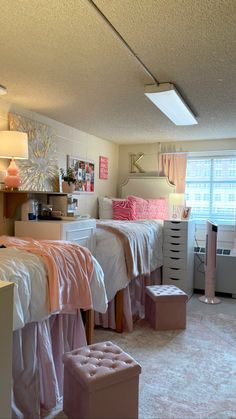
<box><xmin>49</xmin><ymin>195</ymin><xmax>78</xmax><ymax>217</ymax></box>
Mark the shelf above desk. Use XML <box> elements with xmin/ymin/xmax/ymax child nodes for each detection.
<box><xmin>1</xmin><ymin>190</ymin><xmax>67</xmax><ymax>218</ymax></box>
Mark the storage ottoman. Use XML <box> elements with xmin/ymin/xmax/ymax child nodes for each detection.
<box><xmin>145</xmin><ymin>285</ymin><xmax>188</xmax><ymax>330</ymax></box>
<box><xmin>63</xmin><ymin>341</ymin><xmax>142</xmax><ymax>419</ymax></box>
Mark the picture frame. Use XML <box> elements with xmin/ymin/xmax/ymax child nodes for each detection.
<box><xmin>99</xmin><ymin>156</ymin><xmax>108</xmax><ymax>180</ymax></box>
<box><xmin>67</xmin><ymin>155</ymin><xmax>95</xmax><ymax>193</ymax></box>
<box><xmin>181</xmin><ymin>206</ymin><xmax>191</xmax><ymax>220</ymax></box>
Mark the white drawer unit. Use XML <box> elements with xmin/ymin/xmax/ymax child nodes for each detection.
<box><xmin>163</xmin><ymin>220</ymin><xmax>195</xmax><ymax>296</ymax></box>
<box><xmin>15</xmin><ymin>219</ymin><xmax>96</xmax><ymax>253</ymax></box>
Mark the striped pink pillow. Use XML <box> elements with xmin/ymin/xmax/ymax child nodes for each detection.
<box><xmin>112</xmin><ymin>199</ymin><xmax>135</xmax><ymax>220</ymax></box>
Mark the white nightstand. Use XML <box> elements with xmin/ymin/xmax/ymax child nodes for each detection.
<box><xmin>14</xmin><ymin>219</ymin><xmax>96</xmax><ymax>253</ymax></box>
<box><xmin>162</xmin><ymin>219</ymin><xmax>195</xmax><ymax>296</ymax></box>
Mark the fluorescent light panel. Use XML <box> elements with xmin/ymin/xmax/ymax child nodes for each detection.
<box><xmin>145</xmin><ymin>83</ymin><xmax>198</xmax><ymax>126</ymax></box>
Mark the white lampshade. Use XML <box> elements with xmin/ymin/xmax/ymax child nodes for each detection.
<box><xmin>169</xmin><ymin>193</ymin><xmax>185</xmax><ymax>206</ymax></box>
<box><xmin>0</xmin><ymin>131</ymin><xmax>28</xmax><ymax>159</ymax></box>
<box><xmin>169</xmin><ymin>192</ymin><xmax>185</xmax><ymax>219</ymax></box>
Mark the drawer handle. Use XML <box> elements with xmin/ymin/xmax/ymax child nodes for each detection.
<box><xmin>170</xmin><ymin>235</ymin><xmax>180</xmax><ymax>238</ymax></box>
<box><xmin>170</xmin><ymin>257</ymin><xmax>180</xmax><ymax>260</ymax></box>
<box><xmin>170</xmin><ymin>250</ymin><xmax>180</xmax><ymax>253</ymax></box>
<box><xmin>170</xmin><ymin>267</ymin><xmax>180</xmax><ymax>270</ymax></box>
<box><xmin>169</xmin><ymin>277</ymin><xmax>179</xmax><ymax>280</ymax></box>
<box><xmin>170</xmin><ymin>243</ymin><xmax>180</xmax><ymax>246</ymax></box>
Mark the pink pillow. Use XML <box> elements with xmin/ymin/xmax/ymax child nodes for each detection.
<box><xmin>127</xmin><ymin>195</ymin><xmax>168</xmax><ymax>220</ymax></box>
<box><xmin>127</xmin><ymin>195</ymin><xmax>149</xmax><ymax>219</ymax></box>
<box><xmin>147</xmin><ymin>198</ymin><xmax>168</xmax><ymax>220</ymax></box>
<box><xmin>112</xmin><ymin>199</ymin><xmax>135</xmax><ymax>220</ymax></box>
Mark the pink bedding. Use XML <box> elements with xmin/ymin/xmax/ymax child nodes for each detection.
<box><xmin>0</xmin><ymin>235</ymin><xmax>93</xmax><ymax>312</ymax></box>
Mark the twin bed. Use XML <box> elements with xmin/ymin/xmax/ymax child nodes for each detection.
<box><xmin>0</xmin><ymin>175</ymin><xmax>175</xmax><ymax>417</ymax></box>
<box><xmin>94</xmin><ymin>176</ymin><xmax>175</xmax><ymax>332</ymax></box>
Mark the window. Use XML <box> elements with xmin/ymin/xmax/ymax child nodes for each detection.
<box><xmin>185</xmin><ymin>156</ymin><xmax>236</xmax><ymax>224</ymax></box>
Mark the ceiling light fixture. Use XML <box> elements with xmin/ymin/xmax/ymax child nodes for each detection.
<box><xmin>145</xmin><ymin>83</ymin><xmax>198</xmax><ymax>126</ymax></box>
<box><xmin>88</xmin><ymin>1</ymin><xmax>198</xmax><ymax>126</ymax></box>
<box><xmin>0</xmin><ymin>85</ymin><xmax>7</xmax><ymax>95</ymax></box>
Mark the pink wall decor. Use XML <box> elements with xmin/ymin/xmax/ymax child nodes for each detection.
<box><xmin>99</xmin><ymin>156</ymin><xmax>108</xmax><ymax>179</ymax></box>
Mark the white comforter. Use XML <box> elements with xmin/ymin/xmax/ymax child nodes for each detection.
<box><xmin>94</xmin><ymin>219</ymin><xmax>163</xmax><ymax>301</ymax></box>
<box><xmin>0</xmin><ymin>248</ymin><xmax>107</xmax><ymax>331</ymax></box>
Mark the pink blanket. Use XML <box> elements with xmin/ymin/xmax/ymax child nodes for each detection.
<box><xmin>0</xmin><ymin>236</ymin><xmax>93</xmax><ymax>313</ymax></box>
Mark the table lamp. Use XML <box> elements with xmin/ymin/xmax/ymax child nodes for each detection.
<box><xmin>0</xmin><ymin>131</ymin><xmax>28</xmax><ymax>189</ymax></box>
<box><xmin>169</xmin><ymin>192</ymin><xmax>185</xmax><ymax>219</ymax></box>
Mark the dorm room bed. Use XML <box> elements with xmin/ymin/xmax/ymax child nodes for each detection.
<box><xmin>94</xmin><ymin>176</ymin><xmax>175</xmax><ymax>332</ymax></box>
<box><xmin>0</xmin><ymin>236</ymin><xmax>107</xmax><ymax>418</ymax></box>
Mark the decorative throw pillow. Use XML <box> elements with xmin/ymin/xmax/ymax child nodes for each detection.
<box><xmin>127</xmin><ymin>195</ymin><xmax>149</xmax><ymax>219</ymax></box>
<box><xmin>147</xmin><ymin>198</ymin><xmax>168</xmax><ymax>220</ymax></box>
<box><xmin>112</xmin><ymin>199</ymin><xmax>135</xmax><ymax>220</ymax></box>
<box><xmin>98</xmin><ymin>197</ymin><xmax>113</xmax><ymax>219</ymax></box>
<box><xmin>127</xmin><ymin>195</ymin><xmax>168</xmax><ymax>220</ymax></box>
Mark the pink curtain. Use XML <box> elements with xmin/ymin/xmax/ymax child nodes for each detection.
<box><xmin>159</xmin><ymin>153</ymin><xmax>187</xmax><ymax>193</ymax></box>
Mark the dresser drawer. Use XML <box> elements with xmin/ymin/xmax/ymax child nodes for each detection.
<box><xmin>15</xmin><ymin>219</ymin><xmax>96</xmax><ymax>252</ymax></box>
<box><xmin>163</xmin><ymin>219</ymin><xmax>195</xmax><ymax>296</ymax></box>
<box><xmin>164</xmin><ymin>248</ymin><xmax>186</xmax><ymax>258</ymax></box>
<box><xmin>164</xmin><ymin>220</ymin><xmax>187</xmax><ymax>230</ymax></box>
<box><xmin>164</xmin><ymin>235</ymin><xmax>186</xmax><ymax>245</ymax></box>
<box><xmin>163</xmin><ymin>266</ymin><xmax>186</xmax><ymax>280</ymax></box>
<box><xmin>164</xmin><ymin>256</ymin><xmax>186</xmax><ymax>269</ymax></box>
<box><xmin>162</xmin><ymin>276</ymin><xmax>189</xmax><ymax>291</ymax></box>
<box><xmin>164</xmin><ymin>228</ymin><xmax>187</xmax><ymax>239</ymax></box>
<box><xmin>65</xmin><ymin>227</ymin><xmax>95</xmax><ymax>251</ymax></box>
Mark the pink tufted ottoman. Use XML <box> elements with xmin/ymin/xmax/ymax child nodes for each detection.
<box><xmin>145</xmin><ymin>285</ymin><xmax>188</xmax><ymax>330</ymax></box>
<box><xmin>62</xmin><ymin>341</ymin><xmax>142</xmax><ymax>419</ymax></box>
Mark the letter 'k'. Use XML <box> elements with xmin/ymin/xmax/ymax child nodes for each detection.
<box><xmin>130</xmin><ymin>153</ymin><xmax>145</xmax><ymax>173</ymax></box>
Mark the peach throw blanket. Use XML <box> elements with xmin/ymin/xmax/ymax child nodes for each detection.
<box><xmin>0</xmin><ymin>235</ymin><xmax>93</xmax><ymax>313</ymax></box>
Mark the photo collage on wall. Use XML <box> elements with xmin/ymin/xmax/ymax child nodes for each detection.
<box><xmin>67</xmin><ymin>155</ymin><xmax>95</xmax><ymax>192</ymax></box>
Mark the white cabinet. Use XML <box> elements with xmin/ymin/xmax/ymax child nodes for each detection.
<box><xmin>163</xmin><ymin>220</ymin><xmax>195</xmax><ymax>296</ymax></box>
<box><xmin>15</xmin><ymin>219</ymin><xmax>96</xmax><ymax>252</ymax></box>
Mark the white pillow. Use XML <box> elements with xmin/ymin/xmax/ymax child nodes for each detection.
<box><xmin>98</xmin><ymin>196</ymin><xmax>123</xmax><ymax>219</ymax></box>
<box><xmin>98</xmin><ymin>197</ymin><xmax>113</xmax><ymax>219</ymax></box>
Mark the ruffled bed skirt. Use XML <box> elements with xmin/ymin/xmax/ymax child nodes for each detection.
<box><xmin>94</xmin><ymin>268</ymin><xmax>162</xmax><ymax>332</ymax></box>
<box><xmin>12</xmin><ymin>311</ymin><xmax>86</xmax><ymax>418</ymax></box>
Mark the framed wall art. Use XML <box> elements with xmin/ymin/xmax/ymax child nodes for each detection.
<box><xmin>67</xmin><ymin>155</ymin><xmax>95</xmax><ymax>193</ymax></box>
<box><xmin>99</xmin><ymin>156</ymin><xmax>108</xmax><ymax>179</ymax></box>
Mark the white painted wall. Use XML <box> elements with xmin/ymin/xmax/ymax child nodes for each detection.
<box><xmin>0</xmin><ymin>98</ymin><xmax>119</xmax><ymax>234</ymax></box>
<box><xmin>118</xmin><ymin>139</ymin><xmax>236</xmax><ymax>181</ymax></box>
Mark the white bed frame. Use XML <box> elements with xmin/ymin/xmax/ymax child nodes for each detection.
<box><xmin>120</xmin><ymin>176</ymin><xmax>175</xmax><ymax>218</ymax></box>
<box><xmin>120</xmin><ymin>176</ymin><xmax>175</xmax><ymax>199</ymax></box>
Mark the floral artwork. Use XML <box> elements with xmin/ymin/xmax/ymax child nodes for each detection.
<box><xmin>67</xmin><ymin>155</ymin><xmax>95</xmax><ymax>192</ymax></box>
<box><xmin>9</xmin><ymin>113</ymin><xmax>58</xmax><ymax>191</ymax></box>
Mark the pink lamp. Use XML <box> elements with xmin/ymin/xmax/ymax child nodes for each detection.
<box><xmin>0</xmin><ymin>131</ymin><xmax>28</xmax><ymax>189</ymax></box>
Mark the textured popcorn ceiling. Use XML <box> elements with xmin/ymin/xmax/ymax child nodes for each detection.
<box><xmin>0</xmin><ymin>0</ymin><xmax>236</xmax><ymax>144</ymax></box>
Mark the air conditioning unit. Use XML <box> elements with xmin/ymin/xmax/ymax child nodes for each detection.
<box><xmin>194</xmin><ymin>248</ymin><xmax>236</xmax><ymax>297</ymax></box>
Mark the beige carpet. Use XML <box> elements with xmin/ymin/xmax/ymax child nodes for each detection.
<box><xmin>44</xmin><ymin>295</ymin><xmax>236</xmax><ymax>419</ymax></box>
